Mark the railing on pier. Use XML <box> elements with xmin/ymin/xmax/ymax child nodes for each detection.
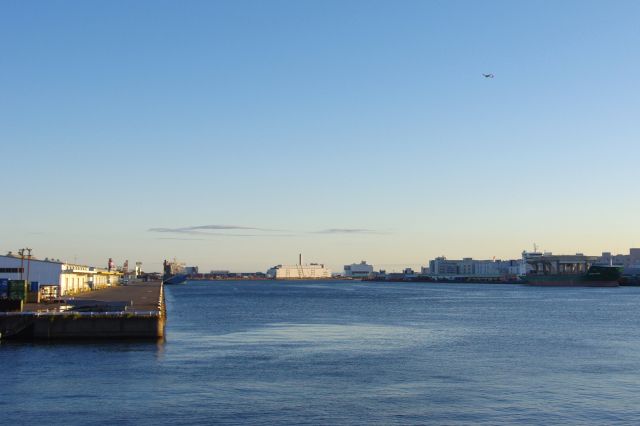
<box><xmin>0</xmin><ymin>310</ymin><xmax>162</xmax><ymax>318</ymax></box>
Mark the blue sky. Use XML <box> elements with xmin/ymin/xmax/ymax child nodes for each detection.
<box><xmin>2</xmin><ymin>1</ymin><xmax>639</xmax><ymax>272</ymax></box>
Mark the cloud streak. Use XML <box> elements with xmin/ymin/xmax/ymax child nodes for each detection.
<box><xmin>148</xmin><ymin>225</ymin><xmax>388</xmax><ymax>237</ymax></box>
<box><xmin>148</xmin><ymin>224</ymin><xmax>291</xmax><ymax>237</ymax></box>
<box><xmin>188</xmin><ymin>225</ymin><xmax>282</xmax><ymax>232</ymax></box>
<box><xmin>314</xmin><ymin>228</ymin><xmax>385</xmax><ymax>235</ymax></box>
<box><xmin>156</xmin><ymin>237</ymin><xmax>206</xmax><ymax>241</ymax></box>
<box><xmin>148</xmin><ymin>224</ymin><xmax>281</xmax><ymax>234</ymax></box>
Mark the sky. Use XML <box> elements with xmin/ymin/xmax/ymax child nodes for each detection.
<box><xmin>1</xmin><ymin>0</ymin><xmax>640</xmax><ymax>272</ymax></box>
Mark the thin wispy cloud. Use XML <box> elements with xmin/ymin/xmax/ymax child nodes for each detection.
<box><xmin>149</xmin><ymin>224</ymin><xmax>278</xmax><ymax>234</ymax></box>
<box><xmin>189</xmin><ymin>225</ymin><xmax>283</xmax><ymax>232</ymax></box>
<box><xmin>157</xmin><ymin>237</ymin><xmax>206</xmax><ymax>241</ymax></box>
<box><xmin>148</xmin><ymin>224</ymin><xmax>289</xmax><ymax>237</ymax></box>
<box><xmin>149</xmin><ymin>227</ymin><xmax>203</xmax><ymax>235</ymax></box>
<box><xmin>314</xmin><ymin>228</ymin><xmax>385</xmax><ymax>235</ymax></box>
<box><xmin>148</xmin><ymin>225</ymin><xmax>387</xmax><ymax>237</ymax></box>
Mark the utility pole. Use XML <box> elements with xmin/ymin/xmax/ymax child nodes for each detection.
<box><xmin>18</xmin><ymin>248</ymin><xmax>25</xmax><ymax>280</ymax></box>
<box><xmin>26</xmin><ymin>248</ymin><xmax>32</xmax><ymax>284</ymax></box>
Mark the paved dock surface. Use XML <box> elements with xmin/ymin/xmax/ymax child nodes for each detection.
<box><xmin>1</xmin><ymin>282</ymin><xmax>165</xmax><ymax>340</ymax></box>
<box><xmin>23</xmin><ymin>281</ymin><xmax>163</xmax><ymax>313</ymax></box>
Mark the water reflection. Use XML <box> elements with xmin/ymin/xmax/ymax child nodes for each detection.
<box><xmin>5</xmin><ymin>281</ymin><xmax>640</xmax><ymax>425</ymax></box>
<box><xmin>164</xmin><ymin>322</ymin><xmax>468</xmax><ymax>363</ymax></box>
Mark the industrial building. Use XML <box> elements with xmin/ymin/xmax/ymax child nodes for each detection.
<box><xmin>183</xmin><ymin>266</ymin><xmax>199</xmax><ymax>275</ymax></box>
<box><xmin>0</xmin><ymin>253</ymin><xmax>121</xmax><ymax>297</ymax></box>
<box><xmin>344</xmin><ymin>261</ymin><xmax>374</xmax><ymax>278</ymax></box>
<box><xmin>428</xmin><ymin>256</ymin><xmax>523</xmax><ymax>279</ymax></box>
<box><xmin>597</xmin><ymin>249</ymin><xmax>640</xmax><ymax>267</ymax></box>
<box><xmin>267</xmin><ymin>254</ymin><xmax>331</xmax><ymax>279</ymax></box>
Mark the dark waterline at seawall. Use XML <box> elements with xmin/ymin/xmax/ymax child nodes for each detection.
<box><xmin>3</xmin><ymin>280</ymin><xmax>640</xmax><ymax>425</ymax></box>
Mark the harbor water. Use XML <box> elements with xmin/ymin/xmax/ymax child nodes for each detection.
<box><xmin>3</xmin><ymin>280</ymin><xmax>640</xmax><ymax>425</ymax></box>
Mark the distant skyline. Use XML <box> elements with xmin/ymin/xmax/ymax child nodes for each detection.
<box><xmin>2</xmin><ymin>1</ymin><xmax>640</xmax><ymax>272</ymax></box>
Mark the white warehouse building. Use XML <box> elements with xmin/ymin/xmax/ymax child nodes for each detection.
<box><xmin>267</xmin><ymin>264</ymin><xmax>332</xmax><ymax>279</ymax></box>
<box><xmin>267</xmin><ymin>255</ymin><xmax>331</xmax><ymax>280</ymax></box>
<box><xmin>267</xmin><ymin>254</ymin><xmax>331</xmax><ymax>280</ymax></box>
<box><xmin>0</xmin><ymin>253</ymin><xmax>121</xmax><ymax>297</ymax></box>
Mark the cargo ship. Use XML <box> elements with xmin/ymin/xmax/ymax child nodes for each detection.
<box><xmin>525</xmin><ymin>254</ymin><xmax>622</xmax><ymax>287</ymax></box>
<box><xmin>162</xmin><ymin>259</ymin><xmax>188</xmax><ymax>285</ymax></box>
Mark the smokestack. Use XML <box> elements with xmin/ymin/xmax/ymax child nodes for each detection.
<box><xmin>299</xmin><ymin>253</ymin><xmax>302</xmax><ymax>266</ymax></box>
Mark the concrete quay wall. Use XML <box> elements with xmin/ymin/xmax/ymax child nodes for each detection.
<box><xmin>35</xmin><ymin>313</ymin><xmax>164</xmax><ymax>339</ymax></box>
<box><xmin>0</xmin><ymin>281</ymin><xmax>165</xmax><ymax>340</ymax></box>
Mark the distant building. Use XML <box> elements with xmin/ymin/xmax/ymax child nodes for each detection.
<box><xmin>429</xmin><ymin>257</ymin><xmax>462</xmax><ymax>276</ymax></box>
<box><xmin>428</xmin><ymin>256</ymin><xmax>523</xmax><ymax>278</ymax></box>
<box><xmin>267</xmin><ymin>254</ymin><xmax>331</xmax><ymax>279</ymax></box>
<box><xmin>0</xmin><ymin>253</ymin><xmax>121</xmax><ymax>297</ymax></box>
<box><xmin>344</xmin><ymin>261</ymin><xmax>374</xmax><ymax>278</ymax></box>
<box><xmin>184</xmin><ymin>266</ymin><xmax>199</xmax><ymax>275</ymax></box>
<box><xmin>597</xmin><ymin>249</ymin><xmax>640</xmax><ymax>268</ymax></box>
<box><xmin>267</xmin><ymin>263</ymin><xmax>331</xmax><ymax>280</ymax></box>
<box><xmin>403</xmin><ymin>268</ymin><xmax>417</xmax><ymax>279</ymax></box>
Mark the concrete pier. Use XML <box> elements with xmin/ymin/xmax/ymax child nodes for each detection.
<box><xmin>0</xmin><ymin>281</ymin><xmax>165</xmax><ymax>340</ymax></box>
